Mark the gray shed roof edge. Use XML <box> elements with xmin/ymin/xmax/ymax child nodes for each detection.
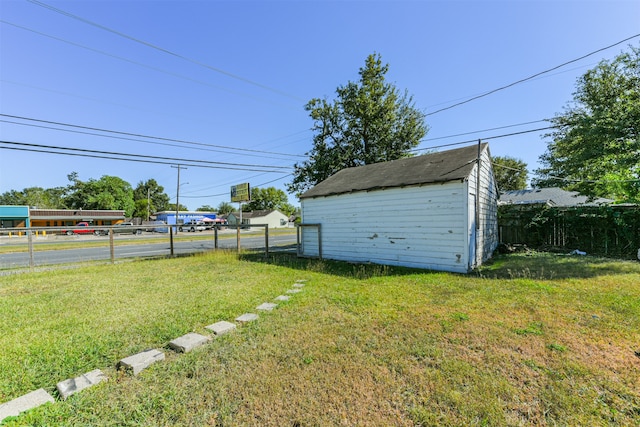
<box><xmin>300</xmin><ymin>143</ymin><xmax>487</xmax><ymax>200</ymax></box>
<box><xmin>302</xmin><ymin>177</ymin><xmax>468</xmax><ymax>199</ymax></box>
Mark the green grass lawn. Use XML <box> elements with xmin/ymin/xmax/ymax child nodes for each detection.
<box><xmin>1</xmin><ymin>251</ymin><xmax>639</xmax><ymax>426</ymax></box>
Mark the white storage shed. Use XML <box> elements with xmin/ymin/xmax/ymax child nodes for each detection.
<box><xmin>298</xmin><ymin>143</ymin><xmax>499</xmax><ymax>273</ymax></box>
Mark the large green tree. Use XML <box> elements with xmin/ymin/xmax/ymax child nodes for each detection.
<box><xmin>287</xmin><ymin>53</ymin><xmax>428</xmax><ymax>196</ymax></box>
<box><xmin>132</xmin><ymin>179</ymin><xmax>171</xmax><ymax>219</ymax></box>
<box><xmin>492</xmin><ymin>156</ymin><xmax>528</xmax><ymax>191</ymax></box>
<box><xmin>243</xmin><ymin>187</ymin><xmax>295</xmax><ymax>216</ymax></box>
<box><xmin>0</xmin><ymin>186</ymin><xmax>67</xmax><ymax>208</ymax></box>
<box><xmin>533</xmin><ymin>45</ymin><xmax>640</xmax><ymax>202</ymax></box>
<box><xmin>65</xmin><ymin>173</ymin><xmax>135</xmax><ymax>217</ymax></box>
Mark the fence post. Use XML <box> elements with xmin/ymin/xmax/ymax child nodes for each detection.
<box><xmin>109</xmin><ymin>229</ymin><xmax>115</xmax><ymax>264</ymax></box>
<box><xmin>28</xmin><ymin>228</ymin><xmax>34</xmax><ymax>269</ymax></box>
<box><xmin>237</xmin><ymin>224</ymin><xmax>241</xmax><ymax>253</ymax></box>
<box><xmin>264</xmin><ymin>225</ymin><xmax>269</xmax><ymax>258</ymax></box>
<box><xmin>214</xmin><ymin>226</ymin><xmax>218</xmax><ymax>249</ymax></box>
<box><xmin>169</xmin><ymin>225</ymin><xmax>174</xmax><ymax>257</ymax></box>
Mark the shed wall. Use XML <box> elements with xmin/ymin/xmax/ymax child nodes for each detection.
<box><xmin>466</xmin><ymin>147</ymin><xmax>499</xmax><ymax>267</ymax></box>
<box><xmin>301</xmin><ymin>181</ymin><xmax>471</xmax><ymax>273</ymax></box>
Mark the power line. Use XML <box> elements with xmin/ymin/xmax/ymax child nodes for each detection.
<box><xmin>492</xmin><ymin>162</ymin><xmax>527</xmax><ymax>173</ymax></box>
<box><xmin>27</xmin><ymin>0</ymin><xmax>305</xmax><ymax>102</ymax></box>
<box><xmin>413</xmin><ymin>126</ymin><xmax>555</xmax><ymax>152</ymax></box>
<box><xmin>3</xmin><ymin>113</ymin><xmax>558</xmax><ymax>161</ymax></box>
<box><xmin>535</xmin><ymin>173</ymin><xmax>640</xmax><ymax>184</ymax></box>
<box><xmin>422</xmin><ymin>61</ymin><xmax>603</xmax><ymax>111</ymax></box>
<box><xmin>2</xmin><ymin>113</ymin><xmax>559</xmax><ymax>164</ymax></box>
<box><xmin>2</xmin><ymin>118</ymin><xmax>554</xmax><ymax>169</ymax></box>
<box><xmin>425</xmin><ymin>33</ymin><xmax>640</xmax><ymax>116</ymax></box>
<box><xmin>494</xmin><ymin>154</ymin><xmax>639</xmax><ymax>186</ymax></box>
<box><xmin>0</xmin><ymin>114</ymin><xmax>307</xmax><ymax>159</ymax></box>
<box><xmin>180</xmin><ymin>174</ymin><xmax>294</xmax><ymax>198</ymax></box>
<box><xmin>0</xmin><ymin>140</ymin><xmax>292</xmax><ymax>172</ymax></box>
<box><xmin>421</xmin><ymin>120</ymin><xmax>548</xmax><ymax>142</ymax></box>
<box><xmin>0</xmin><ymin>20</ymin><xmax>299</xmax><ymax>110</ymax></box>
<box><xmin>0</xmin><ymin>119</ymin><xmax>303</xmax><ymax>162</ymax></box>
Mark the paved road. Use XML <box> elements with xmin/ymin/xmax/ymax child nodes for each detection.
<box><xmin>0</xmin><ymin>232</ymin><xmax>297</xmax><ymax>270</ymax></box>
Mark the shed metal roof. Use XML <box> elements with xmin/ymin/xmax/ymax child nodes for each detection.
<box><xmin>300</xmin><ymin>143</ymin><xmax>487</xmax><ymax>199</ymax></box>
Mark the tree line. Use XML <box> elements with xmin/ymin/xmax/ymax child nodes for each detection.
<box><xmin>0</xmin><ymin>172</ymin><xmax>297</xmax><ymax>219</ymax></box>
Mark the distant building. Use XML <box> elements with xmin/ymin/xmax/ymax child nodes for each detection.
<box><xmin>29</xmin><ymin>209</ymin><xmax>125</xmax><ymax>227</ymax></box>
<box><xmin>227</xmin><ymin>210</ymin><xmax>290</xmax><ymax>229</ymax></box>
<box><xmin>154</xmin><ymin>211</ymin><xmax>217</xmax><ymax>226</ymax></box>
<box><xmin>0</xmin><ymin>205</ymin><xmax>30</xmax><ymax>228</ymax></box>
<box><xmin>0</xmin><ymin>206</ymin><xmax>125</xmax><ymax>228</ymax></box>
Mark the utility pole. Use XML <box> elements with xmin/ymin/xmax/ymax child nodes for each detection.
<box><xmin>171</xmin><ymin>165</ymin><xmax>187</xmax><ymax>233</ymax></box>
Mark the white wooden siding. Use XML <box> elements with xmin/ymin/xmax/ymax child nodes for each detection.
<box><xmin>301</xmin><ymin>181</ymin><xmax>471</xmax><ymax>273</ymax></box>
<box><xmin>466</xmin><ymin>147</ymin><xmax>499</xmax><ymax>267</ymax></box>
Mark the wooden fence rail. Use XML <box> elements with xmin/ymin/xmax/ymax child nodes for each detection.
<box><xmin>498</xmin><ymin>204</ymin><xmax>640</xmax><ymax>259</ymax></box>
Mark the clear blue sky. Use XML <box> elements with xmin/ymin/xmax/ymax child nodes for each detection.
<box><xmin>1</xmin><ymin>0</ymin><xmax>639</xmax><ymax>211</ymax></box>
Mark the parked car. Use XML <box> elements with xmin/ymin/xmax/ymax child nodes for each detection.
<box><xmin>179</xmin><ymin>220</ymin><xmax>206</xmax><ymax>232</ymax></box>
<box><xmin>60</xmin><ymin>222</ymin><xmax>105</xmax><ymax>236</ymax></box>
<box><xmin>108</xmin><ymin>222</ymin><xmax>143</xmax><ymax>235</ymax></box>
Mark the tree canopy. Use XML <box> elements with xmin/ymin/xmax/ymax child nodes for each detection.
<box><xmin>243</xmin><ymin>187</ymin><xmax>295</xmax><ymax>216</ymax></box>
<box><xmin>65</xmin><ymin>173</ymin><xmax>135</xmax><ymax>217</ymax></box>
<box><xmin>492</xmin><ymin>156</ymin><xmax>528</xmax><ymax>191</ymax></box>
<box><xmin>133</xmin><ymin>179</ymin><xmax>171</xmax><ymax>220</ymax></box>
<box><xmin>533</xmin><ymin>45</ymin><xmax>640</xmax><ymax>202</ymax></box>
<box><xmin>287</xmin><ymin>53</ymin><xmax>428</xmax><ymax>196</ymax></box>
<box><xmin>167</xmin><ymin>203</ymin><xmax>189</xmax><ymax>212</ymax></box>
<box><xmin>0</xmin><ymin>186</ymin><xmax>66</xmax><ymax>208</ymax></box>
<box><xmin>216</xmin><ymin>202</ymin><xmax>235</xmax><ymax>216</ymax></box>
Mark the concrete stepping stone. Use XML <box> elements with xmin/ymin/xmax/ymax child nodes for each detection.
<box><xmin>206</xmin><ymin>320</ymin><xmax>237</xmax><ymax>335</ymax></box>
<box><xmin>293</xmin><ymin>283</ymin><xmax>305</xmax><ymax>288</ymax></box>
<box><xmin>168</xmin><ymin>333</ymin><xmax>211</xmax><ymax>353</ymax></box>
<box><xmin>56</xmin><ymin>369</ymin><xmax>107</xmax><ymax>400</ymax></box>
<box><xmin>295</xmin><ymin>279</ymin><xmax>308</xmax><ymax>283</ymax></box>
<box><xmin>256</xmin><ymin>302</ymin><xmax>277</xmax><ymax>311</ymax></box>
<box><xmin>274</xmin><ymin>295</ymin><xmax>290</xmax><ymax>301</ymax></box>
<box><xmin>286</xmin><ymin>289</ymin><xmax>303</xmax><ymax>294</ymax></box>
<box><xmin>235</xmin><ymin>313</ymin><xmax>258</xmax><ymax>323</ymax></box>
<box><xmin>118</xmin><ymin>349</ymin><xmax>165</xmax><ymax>376</ymax></box>
<box><xmin>0</xmin><ymin>388</ymin><xmax>54</xmax><ymax>422</ymax></box>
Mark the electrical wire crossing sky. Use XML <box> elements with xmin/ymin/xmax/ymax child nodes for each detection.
<box><xmin>1</xmin><ymin>1</ymin><xmax>638</xmax><ymax>209</ymax></box>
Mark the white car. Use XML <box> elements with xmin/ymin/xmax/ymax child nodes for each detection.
<box><xmin>179</xmin><ymin>221</ymin><xmax>206</xmax><ymax>232</ymax></box>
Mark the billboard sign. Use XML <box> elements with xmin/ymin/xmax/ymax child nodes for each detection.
<box><xmin>230</xmin><ymin>183</ymin><xmax>251</xmax><ymax>202</ymax></box>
